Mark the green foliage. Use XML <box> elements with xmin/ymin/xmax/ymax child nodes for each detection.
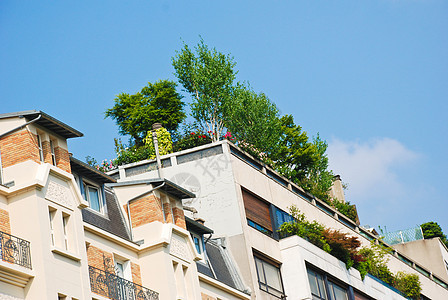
<box><xmin>105</xmin><ymin>79</ymin><xmax>185</xmax><ymax>145</ymax></box>
<box><xmin>271</xmin><ymin>116</ymin><xmax>335</xmax><ymax>203</ymax></box>
<box><xmin>279</xmin><ymin>206</ymin><xmax>421</xmax><ymax>298</ymax></box>
<box><xmin>278</xmin><ymin>206</ymin><xmax>330</xmax><ymax>252</ymax></box>
<box><xmin>421</xmin><ymin>221</ymin><xmax>448</xmax><ymax>247</ymax></box>
<box><xmin>171</xmin><ymin>123</ymin><xmax>213</xmax><ymax>152</ymax></box>
<box><xmin>394</xmin><ymin>272</ymin><xmax>422</xmax><ymax>299</ymax></box>
<box><xmin>144</xmin><ymin>127</ymin><xmax>173</xmax><ymax>157</ymax></box>
<box><xmin>172</xmin><ymin>38</ymin><xmax>236</xmax><ymax>141</ymax></box>
<box><xmin>271</xmin><ymin>115</ymin><xmax>318</xmax><ymax>180</ymax></box>
<box><xmin>226</xmin><ymin>84</ymin><xmax>281</xmax><ymax>156</ymax></box>
<box><xmin>113</xmin><ymin>128</ymin><xmax>173</xmax><ymax>166</ymax></box>
<box><xmin>357</xmin><ymin>242</ymin><xmax>396</xmax><ymax>286</ymax></box>
<box><xmin>298</xmin><ymin>135</ymin><xmax>334</xmax><ymax>202</ymax></box>
<box><xmin>332</xmin><ymin>199</ymin><xmax>358</xmax><ymax>223</ymax></box>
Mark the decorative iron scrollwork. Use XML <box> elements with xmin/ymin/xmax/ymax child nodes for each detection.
<box><xmin>89</xmin><ymin>265</ymin><xmax>159</xmax><ymax>300</ymax></box>
<box><xmin>0</xmin><ymin>231</ymin><xmax>32</xmax><ymax>269</ymax></box>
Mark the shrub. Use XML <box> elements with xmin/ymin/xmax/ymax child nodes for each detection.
<box><xmin>394</xmin><ymin>272</ymin><xmax>421</xmax><ymax>299</ymax></box>
<box><xmin>323</xmin><ymin>229</ymin><xmax>361</xmax><ymax>269</ymax></box>
<box><xmin>331</xmin><ymin>199</ymin><xmax>358</xmax><ymax>223</ymax></box>
<box><xmin>278</xmin><ymin>206</ymin><xmax>330</xmax><ymax>252</ymax></box>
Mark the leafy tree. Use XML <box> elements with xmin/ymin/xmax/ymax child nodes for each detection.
<box><xmin>172</xmin><ymin>38</ymin><xmax>237</xmax><ymax>141</ymax></box>
<box><xmin>272</xmin><ymin>115</ymin><xmax>319</xmax><ymax>180</ymax></box>
<box><xmin>105</xmin><ymin>79</ymin><xmax>186</xmax><ymax>145</ymax></box>
<box><xmin>421</xmin><ymin>222</ymin><xmax>448</xmax><ymax>247</ymax></box>
<box><xmin>226</xmin><ymin>84</ymin><xmax>281</xmax><ymax>156</ymax></box>
<box><xmin>300</xmin><ymin>135</ymin><xmax>335</xmax><ymax>202</ymax></box>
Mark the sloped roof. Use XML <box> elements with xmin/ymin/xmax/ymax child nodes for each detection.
<box><xmin>70</xmin><ymin>157</ymin><xmax>116</xmax><ymax>184</ymax></box>
<box><xmin>0</xmin><ymin>110</ymin><xmax>83</xmax><ymax>138</ymax></box>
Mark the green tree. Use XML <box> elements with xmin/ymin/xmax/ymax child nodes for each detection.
<box><xmin>172</xmin><ymin>38</ymin><xmax>237</xmax><ymax>141</ymax></box>
<box><xmin>300</xmin><ymin>135</ymin><xmax>335</xmax><ymax>202</ymax></box>
<box><xmin>271</xmin><ymin>115</ymin><xmax>319</xmax><ymax>180</ymax></box>
<box><xmin>421</xmin><ymin>221</ymin><xmax>448</xmax><ymax>247</ymax></box>
<box><xmin>105</xmin><ymin>79</ymin><xmax>186</xmax><ymax>145</ymax></box>
<box><xmin>226</xmin><ymin>84</ymin><xmax>281</xmax><ymax>156</ymax></box>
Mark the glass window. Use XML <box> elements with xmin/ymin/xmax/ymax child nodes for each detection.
<box><xmin>37</xmin><ymin>135</ymin><xmax>44</xmax><ymax>162</ymax></box>
<box><xmin>62</xmin><ymin>214</ymin><xmax>69</xmax><ymax>250</ymax></box>
<box><xmin>275</xmin><ymin>207</ymin><xmax>294</xmax><ymax>229</ymax></box>
<box><xmin>50</xmin><ymin>140</ymin><xmax>56</xmax><ymax>165</ymax></box>
<box><xmin>254</xmin><ymin>255</ymin><xmax>285</xmax><ymax>298</ymax></box>
<box><xmin>83</xmin><ymin>183</ymin><xmax>102</xmax><ymax>212</ymax></box>
<box><xmin>328</xmin><ymin>281</ymin><xmax>348</xmax><ymax>300</ymax></box>
<box><xmin>307</xmin><ymin>267</ymin><xmax>351</xmax><ymax>300</ymax></box>
<box><xmin>192</xmin><ymin>235</ymin><xmax>202</xmax><ymax>254</ymax></box>
<box><xmin>307</xmin><ymin>269</ymin><xmax>327</xmax><ymax>300</ymax></box>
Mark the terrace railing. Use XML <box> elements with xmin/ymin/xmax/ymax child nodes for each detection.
<box><xmin>0</xmin><ymin>230</ymin><xmax>32</xmax><ymax>269</ymax></box>
<box><xmin>89</xmin><ymin>265</ymin><xmax>159</xmax><ymax>300</ymax></box>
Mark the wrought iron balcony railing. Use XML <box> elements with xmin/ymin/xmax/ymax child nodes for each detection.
<box><xmin>89</xmin><ymin>265</ymin><xmax>159</xmax><ymax>300</ymax></box>
<box><xmin>0</xmin><ymin>230</ymin><xmax>32</xmax><ymax>269</ymax></box>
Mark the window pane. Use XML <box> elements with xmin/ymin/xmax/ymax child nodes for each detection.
<box><xmin>329</xmin><ymin>281</ymin><xmax>348</xmax><ymax>300</ymax></box>
<box><xmin>255</xmin><ymin>258</ymin><xmax>266</xmax><ymax>285</ymax></box>
<box><xmin>307</xmin><ymin>269</ymin><xmax>320</xmax><ymax>297</ymax></box>
<box><xmin>88</xmin><ymin>186</ymin><xmax>101</xmax><ymax>211</ymax></box>
<box><xmin>264</xmin><ymin>262</ymin><xmax>283</xmax><ymax>292</ymax></box>
<box><xmin>193</xmin><ymin>236</ymin><xmax>201</xmax><ymax>253</ymax></box>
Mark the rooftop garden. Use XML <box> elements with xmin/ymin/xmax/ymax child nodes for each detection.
<box><xmin>279</xmin><ymin>206</ymin><xmax>422</xmax><ymax>299</ymax></box>
<box><xmin>88</xmin><ymin>38</ymin><xmax>357</xmax><ymax>222</ymax></box>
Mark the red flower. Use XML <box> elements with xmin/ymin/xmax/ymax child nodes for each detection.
<box><xmin>202</xmin><ymin>135</ymin><xmax>206</xmax><ymax>138</ymax></box>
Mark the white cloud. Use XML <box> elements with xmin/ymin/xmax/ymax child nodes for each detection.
<box><xmin>327</xmin><ymin>137</ymin><xmax>419</xmax><ymax>201</ymax></box>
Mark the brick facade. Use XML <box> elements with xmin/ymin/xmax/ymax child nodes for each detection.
<box><xmin>201</xmin><ymin>293</ymin><xmax>217</xmax><ymax>300</ymax></box>
<box><xmin>86</xmin><ymin>244</ymin><xmax>114</xmax><ymax>272</ymax></box>
<box><xmin>41</xmin><ymin>140</ymin><xmax>52</xmax><ymax>165</ymax></box>
<box><xmin>131</xmin><ymin>262</ymin><xmax>142</xmax><ymax>286</ymax></box>
<box><xmin>163</xmin><ymin>200</ymin><xmax>173</xmax><ymax>224</ymax></box>
<box><xmin>172</xmin><ymin>206</ymin><xmax>186</xmax><ymax>229</ymax></box>
<box><xmin>0</xmin><ymin>129</ymin><xmax>71</xmax><ymax>173</ymax></box>
<box><xmin>54</xmin><ymin>146</ymin><xmax>71</xmax><ymax>173</ymax></box>
<box><xmin>0</xmin><ymin>209</ymin><xmax>11</xmax><ymax>234</ymax></box>
<box><xmin>127</xmin><ymin>195</ymin><xmax>164</xmax><ymax>228</ymax></box>
<box><xmin>0</xmin><ymin>130</ymin><xmax>40</xmax><ymax>168</ymax></box>
<box><xmin>125</xmin><ymin>195</ymin><xmax>187</xmax><ymax>230</ymax></box>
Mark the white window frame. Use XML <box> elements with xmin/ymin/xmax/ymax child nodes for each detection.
<box><xmin>83</xmin><ymin>181</ymin><xmax>104</xmax><ymax>213</ymax></box>
<box><xmin>49</xmin><ymin>208</ymin><xmax>56</xmax><ymax>246</ymax></box>
<box><xmin>191</xmin><ymin>233</ymin><xmax>204</xmax><ymax>259</ymax></box>
<box><xmin>50</xmin><ymin>139</ymin><xmax>56</xmax><ymax>166</ymax></box>
<box><xmin>114</xmin><ymin>258</ymin><xmax>132</xmax><ymax>281</ymax></box>
<box><xmin>62</xmin><ymin>213</ymin><xmax>70</xmax><ymax>250</ymax></box>
<box><xmin>37</xmin><ymin>134</ymin><xmax>44</xmax><ymax>162</ymax></box>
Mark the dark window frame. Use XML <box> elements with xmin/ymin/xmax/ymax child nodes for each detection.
<box><xmin>306</xmin><ymin>264</ymin><xmax>373</xmax><ymax>300</ymax></box>
<box><xmin>253</xmin><ymin>252</ymin><xmax>286</xmax><ymax>299</ymax></box>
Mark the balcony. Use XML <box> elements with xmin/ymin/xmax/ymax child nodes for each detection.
<box><xmin>89</xmin><ymin>266</ymin><xmax>159</xmax><ymax>300</ymax></box>
<box><xmin>0</xmin><ymin>230</ymin><xmax>32</xmax><ymax>269</ymax></box>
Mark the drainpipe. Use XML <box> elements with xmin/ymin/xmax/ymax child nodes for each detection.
<box><xmin>0</xmin><ymin>114</ymin><xmax>42</xmax><ymax>139</ymax></box>
<box><xmin>126</xmin><ymin>182</ymin><xmax>166</xmax><ymax>241</ymax></box>
<box><xmin>151</xmin><ymin>123</ymin><xmax>163</xmax><ymax>178</ymax></box>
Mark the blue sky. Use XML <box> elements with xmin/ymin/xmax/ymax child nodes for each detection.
<box><xmin>1</xmin><ymin>1</ymin><xmax>447</xmax><ymax>234</ymax></box>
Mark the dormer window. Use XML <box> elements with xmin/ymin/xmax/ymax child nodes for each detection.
<box><xmin>83</xmin><ymin>182</ymin><xmax>103</xmax><ymax>213</ymax></box>
<box><xmin>192</xmin><ymin>233</ymin><xmax>203</xmax><ymax>255</ymax></box>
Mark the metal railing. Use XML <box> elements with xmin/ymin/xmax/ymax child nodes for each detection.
<box><xmin>382</xmin><ymin>226</ymin><xmax>424</xmax><ymax>245</ymax></box>
<box><xmin>89</xmin><ymin>266</ymin><xmax>159</xmax><ymax>300</ymax></box>
<box><xmin>0</xmin><ymin>230</ymin><xmax>32</xmax><ymax>269</ymax></box>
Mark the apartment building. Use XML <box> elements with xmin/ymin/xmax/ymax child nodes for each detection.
<box><xmin>109</xmin><ymin>139</ymin><xmax>448</xmax><ymax>300</ymax></box>
<box><xmin>0</xmin><ymin>110</ymin><xmax>249</xmax><ymax>300</ymax></box>
<box><xmin>0</xmin><ymin>110</ymin><xmax>447</xmax><ymax>300</ymax></box>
